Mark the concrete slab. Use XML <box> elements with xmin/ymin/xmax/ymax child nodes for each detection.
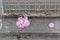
<box><xmin>21</xmin><ymin>37</ymin><xmax>60</xmax><ymax>40</ymax></box>
<box><xmin>0</xmin><ymin>36</ymin><xmax>18</xmax><ymax>40</ymax></box>
<box><xmin>2</xmin><ymin>17</ymin><xmax>60</xmax><ymax>33</ymax></box>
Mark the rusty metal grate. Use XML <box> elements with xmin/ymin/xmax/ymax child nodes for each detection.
<box><xmin>2</xmin><ymin>0</ymin><xmax>60</xmax><ymax>17</ymax></box>
<box><xmin>3</xmin><ymin>0</ymin><xmax>60</xmax><ymax>12</ymax></box>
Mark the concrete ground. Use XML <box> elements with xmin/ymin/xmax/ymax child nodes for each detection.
<box><xmin>0</xmin><ymin>36</ymin><xmax>60</xmax><ymax>40</ymax></box>
<box><xmin>2</xmin><ymin>17</ymin><xmax>60</xmax><ymax>33</ymax></box>
<box><xmin>0</xmin><ymin>17</ymin><xmax>60</xmax><ymax>40</ymax></box>
<box><xmin>0</xmin><ymin>36</ymin><xmax>18</xmax><ymax>40</ymax></box>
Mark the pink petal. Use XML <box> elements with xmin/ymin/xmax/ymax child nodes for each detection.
<box><xmin>49</xmin><ymin>22</ymin><xmax>54</xmax><ymax>28</ymax></box>
<box><xmin>24</xmin><ymin>20</ymin><xmax>30</xmax><ymax>27</ymax></box>
<box><xmin>16</xmin><ymin>21</ymin><xmax>24</xmax><ymax>29</ymax></box>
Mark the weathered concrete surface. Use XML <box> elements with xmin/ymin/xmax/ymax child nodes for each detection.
<box><xmin>21</xmin><ymin>37</ymin><xmax>60</xmax><ymax>40</ymax></box>
<box><xmin>0</xmin><ymin>17</ymin><xmax>2</xmax><ymax>33</ymax></box>
<box><xmin>0</xmin><ymin>17</ymin><xmax>59</xmax><ymax>40</ymax></box>
<box><xmin>0</xmin><ymin>36</ymin><xmax>18</xmax><ymax>40</ymax></box>
<box><xmin>2</xmin><ymin>17</ymin><xmax>60</xmax><ymax>33</ymax></box>
<box><xmin>0</xmin><ymin>36</ymin><xmax>60</xmax><ymax>40</ymax></box>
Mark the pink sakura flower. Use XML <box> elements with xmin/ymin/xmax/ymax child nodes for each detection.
<box><xmin>23</xmin><ymin>16</ymin><xmax>30</xmax><ymax>28</ymax></box>
<box><xmin>16</xmin><ymin>16</ymin><xmax>30</xmax><ymax>29</ymax></box>
<box><xmin>16</xmin><ymin>17</ymin><xmax>24</xmax><ymax>29</ymax></box>
<box><xmin>48</xmin><ymin>22</ymin><xmax>55</xmax><ymax>28</ymax></box>
<box><xmin>16</xmin><ymin>21</ymin><xmax>24</xmax><ymax>29</ymax></box>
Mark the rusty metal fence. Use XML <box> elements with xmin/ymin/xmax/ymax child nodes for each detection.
<box><xmin>2</xmin><ymin>0</ymin><xmax>60</xmax><ymax>13</ymax></box>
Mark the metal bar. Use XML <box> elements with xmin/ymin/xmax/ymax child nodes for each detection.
<box><xmin>3</xmin><ymin>0</ymin><xmax>60</xmax><ymax>15</ymax></box>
